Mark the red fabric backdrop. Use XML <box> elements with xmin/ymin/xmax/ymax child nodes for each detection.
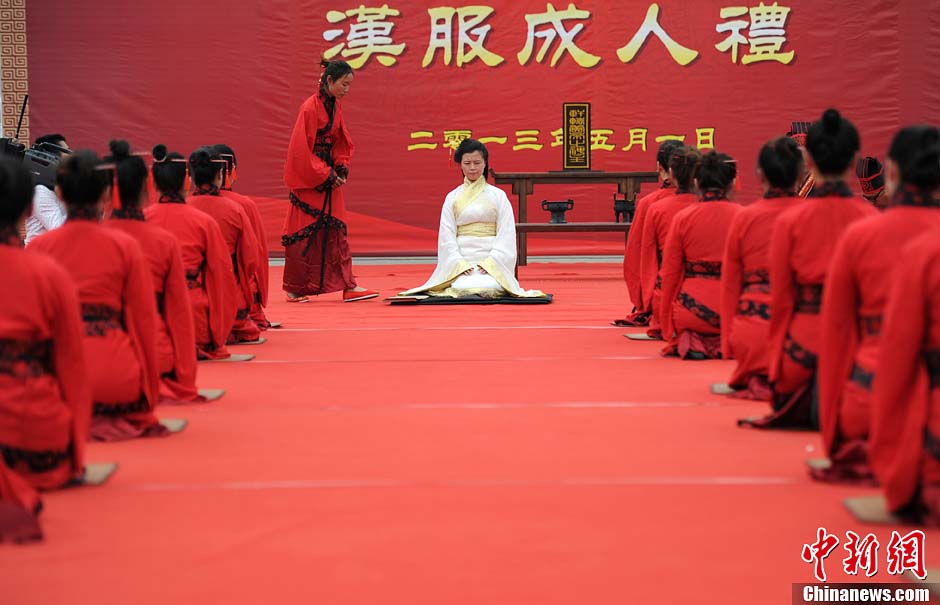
<box><xmin>27</xmin><ymin>1</ymin><xmax>940</xmax><ymax>255</ymax></box>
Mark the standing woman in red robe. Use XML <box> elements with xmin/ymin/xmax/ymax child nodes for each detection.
<box><xmin>146</xmin><ymin>145</ymin><xmax>236</xmax><ymax>360</ymax></box>
<box><xmin>0</xmin><ymin>158</ymin><xmax>86</xmax><ymax>541</ymax></box>
<box><xmin>818</xmin><ymin>126</ymin><xmax>940</xmax><ymax>485</ymax></box>
<box><xmin>187</xmin><ymin>147</ymin><xmax>262</xmax><ymax>344</ymax></box>
<box><xmin>616</xmin><ymin>140</ymin><xmax>681</xmax><ymax>327</ymax></box>
<box><xmin>29</xmin><ymin>151</ymin><xmax>167</xmax><ymax>441</ymax></box>
<box><xmin>282</xmin><ymin>59</ymin><xmax>377</xmax><ymax>303</ymax></box>
<box><xmin>105</xmin><ymin>141</ymin><xmax>209</xmax><ymax>405</ymax></box>
<box><xmin>213</xmin><ymin>144</ymin><xmax>272</xmax><ymax>330</ymax></box>
<box><xmin>659</xmin><ymin>151</ymin><xmax>740</xmax><ymax>359</ymax></box>
<box><xmin>638</xmin><ymin>147</ymin><xmax>701</xmax><ymax>339</ymax></box>
<box><xmin>720</xmin><ymin>137</ymin><xmax>804</xmax><ymax>399</ymax></box>
<box><xmin>744</xmin><ymin>109</ymin><xmax>877</xmax><ymax>430</ymax></box>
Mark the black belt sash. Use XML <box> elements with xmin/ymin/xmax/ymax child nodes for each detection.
<box><xmin>684</xmin><ymin>261</ymin><xmax>722</xmax><ymax>280</ymax></box>
<box><xmin>784</xmin><ymin>333</ymin><xmax>817</xmax><ymax>369</ymax></box>
<box><xmin>859</xmin><ymin>314</ymin><xmax>882</xmax><ymax>338</ymax></box>
<box><xmin>0</xmin><ymin>338</ymin><xmax>53</xmax><ymax>378</ymax></box>
<box><xmin>794</xmin><ymin>283</ymin><xmax>823</xmax><ymax>314</ymax></box>
<box><xmin>742</xmin><ymin>268</ymin><xmax>770</xmax><ymax>294</ymax></box>
<box><xmin>81</xmin><ymin>303</ymin><xmax>125</xmax><ymax>337</ymax></box>
<box><xmin>737</xmin><ymin>300</ymin><xmax>770</xmax><ymax>320</ymax></box>
<box><xmin>922</xmin><ymin>352</ymin><xmax>940</xmax><ymax>461</ymax></box>
<box><xmin>0</xmin><ymin>443</ymin><xmax>72</xmax><ymax>474</ymax></box>
<box><xmin>185</xmin><ymin>261</ymin><xmax>206</xmax><ymax>290</ymax></box>
<box><xmin>927</xmin><ymin>351</ymin><xmax>940</xmax><ymax>389</ymax></box>
<box><xmin>849</xmin><ymin>363</ymin><xmax>874</xmax><ymax>391</ymax></box>
<box><xmin>677</xmin><ymin>292</ymin><xmax>721</xmax><ymax>329</ymax></box>
<box><xmin>93</xmin><ymin>395</ymin><xmax>150</xmax><ymax>418</ymax></box>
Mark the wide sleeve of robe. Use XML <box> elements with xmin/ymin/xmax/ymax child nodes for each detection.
<box><xmin>121</xmin><ymin>239</ymin><xmax>161</xmax><ymax>409</ymax></box>
<box><xmin>203</xmin><ymin>220</ymin><xmax>237</xmax><ymax>349</ymax></box>
<box><xmin>162</xmin><ymin>239</ymin><xmax>199</xmax><ymax>397</ymax></box>
<box><xmin>658</xmin><ymin>212</ymin><xmax>687</xmax><ymax>342</ymax></box>
<box><xmin>233</xmin><ymin>205</ymin><xmax>261</xmax><ymax>310</ymax></box>
<box><xmin>639</xmin><ymin>206</ymin><xmax>662</xmax><ymax>311</ymax></box>
<box><xmin>871</xmin><ymin>238</ymin><xmax>936</xmax><ymax>512</ymax></box>
<box><xmin>478</xmin><ymin>188</ymin><xmax>521</xmax><ymax>288</ymax></box>
<box><xmin>818</xmin><ymin>232</ymin><xmax>861</xmax><ymax>456</ymax></box>
<box><xmin>244</xmin><ymin>199</ymin><xmax>269</xmax><ymax>307</ymax></box>
<box><xmin>767</xmin><ymin>212</ymin><xmax>797</xmax><ymax>384</ymax></box>
<box><xmin>332</xmin><ymin>104</ymin><xmax>354</xmax><ymax>169</ymax></box>
<box><xmin>720</xmin><ymin>212</ymin><xmax>746</xmax><ymax>360</ymax></box>
<box><xmin>45</xmin><ymin>262</ymin><xmax>91</xmax><ymax>475</ymax></box>
<box><xmin>284</xmin><ymin>95</ymin><xmax>336</xmax><ymax>191</ymax></box>
<box><xmin>624</xmin><ymin>191</ymin><xmax>656</xmax><ymax>307</ymax></box>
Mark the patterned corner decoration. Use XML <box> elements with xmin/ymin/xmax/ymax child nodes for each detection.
<box><xmin>0</xmin><ymin>0</ymin><xmax>28</xmax><ymax>143</ymax></box>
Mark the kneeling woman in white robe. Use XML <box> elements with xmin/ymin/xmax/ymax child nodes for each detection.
<box><xmin>402</xmin><ymin>139</ymin><xmax>544</xmax><ymax>298</ymax></box>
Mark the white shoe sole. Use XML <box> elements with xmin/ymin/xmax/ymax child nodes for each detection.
<box><xmin>343</xmin><ymin>293</ymin><xmax>379</xmax><ymax>302</ymax></box>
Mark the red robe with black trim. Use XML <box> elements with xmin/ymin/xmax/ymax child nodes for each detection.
<box><xmin>621</xmin><ymin>184</ymin><xmax>675</xmax><ymax>322</ymax></box>
<box><xmin>720</xmin><ymin>195</ymin><xmax>803</xmax><ymax>397</ymax></box>
<box><xmin>760</xmin><ymin>190</ymin><xmax>877</xmax><ymax>427</ymax></box>
<box><xmin>0</xmin><ymin>237</ymin><xmax>91</xmax><ymax>488</ymax></box>
<box><xmin>108</xmin><ymin>216</ymin><xmax>205</xmax><ymax>405</ymax></box>
<box><xmin>283</xmin><ymin>92</ymin><xmax>356</xmax><ymax>295</ymax></box>
<box><xmin>30</xmin><ymin>219</ymin><xmax>167</xmax><ymax>441</ymax></box>
<box><xmin>870</xmin><ymin>233</ymin><xmax>940</xmax><ymax>520</ymax></box>
<box><xmin>659</xmin><ymin>199</ymin><xmax>740</xmax><ymax>358</ymax></box>
<box><xmin>220</xmin><ymin>189</ymin><xmax>270</xmax><ymax>327</ymax></box>
<box><xmin>638</xmin><ymin>192</ymin><xmax>698</xmax><ymax>336</ymax></box>
<box><xmin>146</xmin><ymin>200</ymin><xmax>236</xmax><ymax>360</ymax></box>
<box><xmin>818</xmin><ymin>205</ymin><xmax>940</xmax><ymax>482</ymax></box>
<box><xmin>189</xmin><ymin>192</ymin><xmax>261</xmax><ymax>343</ymax></box>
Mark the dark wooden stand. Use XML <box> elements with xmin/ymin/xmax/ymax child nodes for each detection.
<box><xmin>492</xmin><ymin>170</ymin><xmax>658</xmax><ymax>272</ymax></box>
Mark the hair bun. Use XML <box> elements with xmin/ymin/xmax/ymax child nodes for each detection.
<box><xmin>822</xmin><ymin>108</ymin><xmax>842</xmax><ymax>134</ymax></box>
<box><xmin>109</xmin><ymin>139</ymin><xmax>131</xmax><ymax>161</ymax></box>
<box><xmin>191</xmin><ymin>148</ymin><xmax>211</xmax><ymax>166</ymax></box>
<box><xmin>152</xmin><ymin>144</ymin><xmax>168</xmax><ymax>162</ymax></box>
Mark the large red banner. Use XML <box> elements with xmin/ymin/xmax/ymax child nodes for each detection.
<box><xmin>27</xmin><ymin>1</ymin><xmax>940</xmax><ymax>255</ymax></box>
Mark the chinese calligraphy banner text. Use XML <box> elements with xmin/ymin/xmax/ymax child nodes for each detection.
<box><xmin>27</xmin><ymin>1</ymin><xmax>940</xmax><ymax>254</ymax></box>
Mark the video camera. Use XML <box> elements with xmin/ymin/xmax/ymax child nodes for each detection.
<box><xmin>0</xmin><ymin>95</ymin><xmax>64</xmax><ymax>190</ymax></box>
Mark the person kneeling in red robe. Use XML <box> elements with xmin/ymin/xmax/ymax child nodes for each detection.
<box><xmin>187</xmin><ymin>147</ymin><xmax>262</xmax><ymax>345</ymax></box>
<box><xmin>821</xmin><ymin>126</ymin><xmax>940</xmax><ymax>487</ymax></box>
<box><xmin>146</xmin><ymin>145</ymin><xmax>236</xmax><ymax>361</ymax></box>
<box><xmin>106</xmin><ymin>141</ymin><xmax>212</xmax><ymax>404</ymax></box>
<box><xmin>30</xmin><ymin>151</ymin><xmax>168</xmax><ymax>441</ymax></box>
<box><xmin>213</xmin><ymin>144</ymin><xmax>273</xmax><ymax>331</ymax></box>
<box><xmin>0</xmin><ymin>158</ymin><xmax>86</xmax><ymax>541</ymax></box>
<box><xmin>659</xmin><ymin>151</ymin><xmax>740</xmax><ymax>359</ymax></box>
<box><xmin>638</xmin><ymin>147</ymin><xmax>702</xmax><ymax>340</ymax></box>
<box><xmin>742</xmin><ymin>109</ymin><xmax>877</xmax><ymax>430</ymax></box>
<box><xmin>720</xmin><ymin>137</ymin><xmax>804</xmax><ymax>399</ymax></box>
<box><xmin>617</xmin><ymin>140</ymin><xmax>682</xmax><ymax>327</ymax></box>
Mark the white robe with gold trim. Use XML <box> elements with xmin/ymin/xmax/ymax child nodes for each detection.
<box><xmin>401</xmin><ymin>182</ymin><xmax>543</xmax><ymax>297</ymax></box>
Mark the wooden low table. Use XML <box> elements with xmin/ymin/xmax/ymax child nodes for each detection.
<box><xmin>493</xmin><ymin>170</ymin><xmax>658</xmax><ymax>268</ymax></box>
<box><xmin>514</xmin><ymin>222</ymin><xmax>631</xmax><ymax>273</ymax></box>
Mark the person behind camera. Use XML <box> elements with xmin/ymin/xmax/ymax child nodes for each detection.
<box><xmin>23</xmin><ymin>134</ymin><xmax>69</xmax><ymax>246</ymax></box>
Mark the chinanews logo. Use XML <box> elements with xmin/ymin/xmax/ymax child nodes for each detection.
<box><xmin>795</xmin><ymin>528</ymin><xmax>938</xmax><ymax>604</ymax></box>
<box><xmin>795</xmin><ymin>584</ymin><xmax>934</xmax><ymax>603</ymax></box>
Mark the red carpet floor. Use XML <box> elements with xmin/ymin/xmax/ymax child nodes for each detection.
<box><xmin>2</xmin><ymin>263</ymin><xmax>935</xmax><ymax>604</ymax></box>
